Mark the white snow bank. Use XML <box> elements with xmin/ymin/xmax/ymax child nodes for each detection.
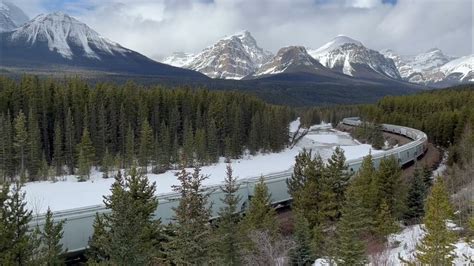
<box><xmin>289</xmin><ymin>117</ymin><xmax>301</xmax><ymax>133</ymax></box>
<box><xmin>381</xmin><ymin>224</ymin><xmax>474</xmax><ymax>265</ymax></box>
<box><xmin>24</xmin><ymin>122</ymin><xmax>385</xmax><ymax>213</ymax></box>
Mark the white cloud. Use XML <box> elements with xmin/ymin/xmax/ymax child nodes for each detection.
<box><xmin>12</xmin><ymin>0</ymin><xmax>473</xmax><ymax>60</ymax></box>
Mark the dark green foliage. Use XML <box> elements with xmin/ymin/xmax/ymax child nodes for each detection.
<box><xmin>164</xmin><ymin>167</ymin><xmax>213</xmax><ymax>264</ymax></box>
<box><xmin>89</xmin><ymin>168</ymin><xmax>160</xmax><ymax>265</ymax></box>
<box><xmin>404</xmin><ymin>168</ymin><xmax>426</xmax><ymax>223</ymax></box>
<box><xmin>77</xmin><ymin>127</ymin><xmax>95</xmax><ymax>181</ymax></box>
<box><xmin>0</xmin><ymin>183</ymin><xmax>34</xmax><ymax>265</ymax></box>
<box><xmin>38</xmin><ymin>208</ymin><xmax>66</xmax><ymax>265</ymax></box>
<box><xmin>289</xmin><ymin>211</ymin><xmax>313</xmax><ymax>265</ymax></box>
<box><xmin>0</xmin><ymin>76</ymin><xmax>290</xmax><ymax>182</ymax></box>
<box><xmin>373</xmin><ymin>156</ymin><xmax>404</xmax><ymax>220</ymax></box>
<box><xmin>354</xmin><ymin>122</ymin><xmax>384</xmax><ymax>149</ymax></box>
<box><xmin>214</xmin><ymin>164</ymin><xmax>242</xmax><ymax>265</ymax></box>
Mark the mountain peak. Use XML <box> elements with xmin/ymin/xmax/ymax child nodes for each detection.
<box><xmin>10</xmin><ymin>11</ymin><xmax>126</xmax><ymax>59</ymax></box>
<box><xmin>0</xmin><ymin>0</ymin><xmax>29</xmax><ymax>32</ymax></box>
<box><xmin>313</xmin><ymin>35</ymin><xmax>363</xmax><ymax>54</ymax></box>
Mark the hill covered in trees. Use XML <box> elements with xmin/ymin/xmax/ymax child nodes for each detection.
<box><xmin>0</xmin><ymin>76</ymin><xmax>291</xmax><ymax>183</ymax></box>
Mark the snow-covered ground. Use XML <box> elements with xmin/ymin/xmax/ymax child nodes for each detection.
<box><xmin>24</xmin><ymin>120</ymin><xmax>384</xmax><ymax>214</ymax></box>
<box><xmin>381</xmin><ymin>224</ymin><xmax>473</xmax><ymax>265</ymax></box>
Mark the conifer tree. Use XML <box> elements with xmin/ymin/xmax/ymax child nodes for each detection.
<box><xmin>404</xmin><ymin>168</ymin><xmax>426</xmax><ymax>223</ymax></box>
<box><xmin>157</xmin><ymin>122</ymin><xmax>171</xmax><ymax>171</ymax></box>
<box><xmin>215</xmin><ymin>164</ymin><xmax>241</xmax><ymax>265</ymax></box>
<box><xmin>164</xmin><ymin>167</ymin><xmax>212</xmax><ymax>265</ymax></box>
<box><xmin>287</xmin><ymin>149</ymin><xmax>312</xmax><ymax>199</ymax></box>
<box><xmin>77</xmin><ymin>127</ymin><xmax>95</xmax><ymax>181</ymax></box>
<box><xmin>0</xmin><ymin>183</ymin><xmax>34</xmax><ymax>264</ymax></box>
<box><xmin>373</xmin><ymin>156</ymin><xmax>404</xmax><ymax>219</ymax></box>
<box><xmin>334</xmin><ymin>183</ymin><xmax>370</xmax><ymax>266</ymax></box>
<box><xmin>415</xmin><ymin>178</ymin><xmax>457</xmax><ymax>265</ymax></box>
<box><xmin>240</xmin><ymin>177</ymin><xmax>279</xmax><ymax>243</ymax></box>
<box><xmin>87</xmin><ymin>213</ymin><xmax>109</xmax><ymax>262</ymax></box>
<box><xmin>27</xmin><ymin>108</ymin><xmax>42</xmax><ymax>179</ymax></box>
<box><xmin>207</xmin><ymin>118</ymin><xmax>219</xmax><ymax>163</ymax></box>
<box><xmin>52</xmin><ymin>120</ymin><xmax>64</xmax><ymax>176</ymax></box>
<box><xmin>138</xmin><ymin>119</ymin><xmax>153</xmax><ymax>172</ymax></box>
<box><xmin>101</xmin><ymin>148</ymin><xmax>114</xmax><ymax>179</ymax></box>
<box><xmin>38</xmin><ymin>208</ymin><xmax>66</xmax><ymax>265</ymax></box>
<box><xmin>124</xmin><ymin>124</ymin><xmax>135</xmax><ymax>169</ymax></box>
<box><xmin>194</xmin><ymin>127</ymin><xmax>207</xmax><ymax>165</ymax></box>
<box><xmin>93</xmin><ymin>168</ymin><xmax>160</xmax><ymax>265</ymax></box>
<box><xmin>0</xmin><ymin>114</ymin><xmax>14</xmax><ymax>182</ymax></box>
<box><xmin>64</xmin><ymin>108</ymin><xmax>75</xmax><ymax>174</ymax></box>
<box><xmin>14</xmin><ymin>111</ymin><xmax>28</xmax><ymax>179</ymax></box>
<box><xmin>289</xmin><ymin>211</ymin><xmax>313</xmax><ymax>265</ymax></box>
<box><xmin>182</xmin><ymin>120</ymin><xmax>195</xmax><ymax>167</ymax></box>
<box><xmin>325</xmin><ymin>146</ymin><xmax>350</xmax><ymax>221</ymax></box>
<box><xmin>374</xmin><ymin>200</ymin><xmax>398</xmax><ymax>238</ymax></box>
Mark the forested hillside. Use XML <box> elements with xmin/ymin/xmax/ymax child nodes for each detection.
<box><xmin>0</xmin><ymin>76</ymin><xmax>291</xmax><ymax>183</ymax></box>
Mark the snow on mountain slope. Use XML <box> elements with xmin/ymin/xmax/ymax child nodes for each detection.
<box><xmin>0</xmin><ymin>1</ymin><xmax>29</xmax><ymax>32</ymax></box>
<box><xmin>183</xmin><ymin>30</ymin><xmax>273</xmax><ymax>79</ymax></box>
<box><xmin>162</xmin><ymin>52</ymin><xmax>195</xmax><ymax>67</ymax></box>
<box><xmin>254</xmin><ymin>46</ymin><xmax>327</xmax><ymax>76</ymax></box>
<box><xmin>381</xmin><ymin>48</ymin><xmax>471</xmax><ymax>85</ymax></box>
<box><xmin>10</xmin><ymin>12</ymin><xmax>127</xmax><ymax>59</ymax></box>
<box><xmin>440</xmin><ymin>55</ymin><xmax>474</xmax><ymax>82</ymax></box>
<box><xmin>308</xmin><ymin>35</ymin><xmax>400</xmax><ymax>80</ymax></box>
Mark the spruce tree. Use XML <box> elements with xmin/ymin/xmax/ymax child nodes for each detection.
<box><xmin>373</xmin><ymin>156</ymin><xmax>404</xmax><ymax>219</ymax></box>
<box><xmin>138</xmin><ymin>119</ymin><xmax>153</xmax><ymax>172</ymax></box>
<box><xmin>374</xmin><ymin>200</ymin><xmax>398</xmax><ymax>238</ymax></box>
<box><xmin>14</xmin><ymin>111</ymin><xmax>28</xmax><ymax>179</ymax></box>
<box><xmin>64</xmin><ymin>108</ymin><xmax>75</xmax><ymax>174</ymax></box>
<box><xmin>415</xmin><ymin>178</ymin><xmax>457</xmax><ymax>265</ymax></box>
<box><xmin>0</xmin><ymin>183</ymin><xmax>34</xmax><ymax>264</ymax></box>
<box><xmin>325</xmin><ymin>146</ymin><xmax>350</xmax><ymax>221</ymax></box>
<box><xmin>404</xmin><ymin>168</ymin><xmax>426</xmax><ymax>223</ymax></box>
<box><xmin>215</xmin><ymin>164</ymin><xmax>241</xmax><ymax>265</ymax></box>
<box><xmin>0</xmin><ymin>114</ymin><xmax>14</xmax><ymax>182</ymax></box>
<box><xmin>164</xmin><ymin>167</ymin><xmax>212</xmax><ymax>265</ymax></box>
<box><xmin>93</xmin><ymin>168</ymin><xmax>160</xmax><ymax>264</ymax></box>
<box><xmin>240</xmin><ymin>176</ymin><xmax>279</xmax><ymax>243</ymax></box>
<box><xmin>52</xmin><ymin>120</ymin><xmax>64</xmax><ymax>176</ymax></box>
<box><xmin>27</xmin><ymin>108</ymin><xmax>42</xmax><ymax>180</ymax></box>
<box><xmin>289</xmin><ymin>211</ymin><xmax>313</xmax><ymax>265</ymax></box>
<box><xmin>334</xmin><ymin>184</ymin><xmax>369</xmax><ymax>266</ymax></box>
<box><xmin>207</xmin><ymin>118</ymin><xmax>219</xmax><ymax>163</ymax></box>
<box><xmin>87</xmin><ymin>213</ymin><xmax>109</xmax><ymax>262</ymax></box>
<box><xmin>124</xmin><ymin>124</ymin><xmax>135</xmax><ymax>169</ymax></box>
<box><xmin>101</xmin><ymin>148</ymin><xmax>114</xmax><ymax>178</ymax></box>
<box><xmin>39</xmin><ymin>208</ymin><xmax>66</xmax><ymax>265</ymax></box>
<box><xmin>76</xmin><ymin>127</ymin><xmax>95</xmax><ymax>181</ymax></box>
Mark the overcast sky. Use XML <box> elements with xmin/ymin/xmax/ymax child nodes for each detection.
<box><xmin>13</xmin><ymin>0</ymin><xmax>474</xmax><ymax>60</ymax></box>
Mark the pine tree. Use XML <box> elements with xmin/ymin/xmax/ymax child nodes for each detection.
<box><xmin>334</xmin><ymin>183</ymin><xmax>370</xmax><ymax>266</ymax></box>
<box><xmin>27</xmin><ymin>108</ymin><xmax>42</xmax><ymax>180</ymax></box>
<box><xmin>325</xmin><ymin>146</ymin><xmax>350</xmax><ymax>221</ymax></box>
<box><xmin>38</xmin><ymin>208</ymin><xmax>66</xmax><ymax>265</ymax></box>
<box><xmin>164</xmin><ymin>167</ymin><xmax>212</xmax><ymax>264</ymax></box>
<box><xmin>138</xmin><ymin>119</ymin><xmax>153</xmax><ymax>172</ymax></box>
<box><xmin>215</xmin><ymin>164</ymin><xmax>241</xmax><ymax>265</ymax></box>
<box><xmin>415</xmin><ymin>178</ymin><xmax>457</xmax><ymax>265</ymax></box>
<box><xmin>87</xmin><ymin>213</ymin><xmax>109</xmax><ymax>262</ymax></box>
<box><xmin>93</xmin><ymin>168</ymin><xmax>160</xmax><ymax>265</ymax></box>
<box><xmin>373</xmin><ymin>156</ymin><xmax>404</xmax><ymax>219</ymax></box>
<box><xmin>101</xmin><ymin>148</ymin><xmax>114</xmax><ymax>179</ymax></box>
<box><xmin>64</xmin><ymin>108</ymin><xmax>75</xmax><ymax>174</ymax></box>
<box><xmin>52</xmin><ymin>120</ymin><xmax>64</xmax><ymax>176</ymax></box>
<box><xmin>194</xmin><ymin>127</ymin><xmax>207</xmax><ymax>165</ymax></box>
<box><xmin>374</xmin><ymin>200</ymin><xmax>398</xmax><ymax>238</ymax></box>
<box><xmin>157</xmin><ymin>122</ymin><xmax>171</xmax><ymax>171</ymax></box>
<box><xmin>289</xmin><ymin>211</ymin><xmax>313</xmax><ymax>265</ymax></box>
<box><xmin>76</xmin><ymin>127</ymin><xmax>95</xmax><ymax>181</ymax></box>
<box><xmin>124</xmin><ymin>124</ymin><xmax>135</xmax><ymax>169</ymax></box>
<box><xmin>14</xmin><ymin>111</ymin><xmax>28</xmax><ymax>179</ymax></box>
<box><xmin>240</xmin><ymin>176</ymin><xmax>279</xmax><ymax>244</ymax></box>
<box><xmin>182</xmin><ymin>120</ymin><xmax>195</xmax><ymax>167</ymax></box>
<box><xmin>287</xmin><ymin>149</ymin><xmax>312</xmax><ymax>199</ymax></box>
<box><xmin>404</xmin><ymin>168</ymin><xmax>426</xmax><ymax>223</ymax></box>
<box><xmin>207</xmin><ymin>118</ymin><xmax>219</xmax><ymax>163</ymax></box>
<box><xmin>0</xmin><ymin>183</ymin><xmax>35</xmax><ymax>265</ymax></box>
<box><xmin>0</xmin><ymin>114</ymin><xmax>14</xmax><ymax>182</ymax></box>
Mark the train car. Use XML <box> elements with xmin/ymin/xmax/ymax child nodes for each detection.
<box><xmin>29</xmin><ymin>117</ymin><xmax>428</xmax><ymax>254</ymax></box>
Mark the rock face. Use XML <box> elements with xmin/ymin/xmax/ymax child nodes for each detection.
<box><xmin>162</xmin><ymin>52</ymin><xmax>195</xmax><ymax>67</ymax></box>
<box><xmin>0</xmin><ymin>1</ymin><xmax>29</xmax><ymax>32</ymax></box>
<box><xmin>180</xmin><ymin>30</ymin><xmax>273</xmax><ymax>79</ymax></box>
<box><xmin>254</xmin><ymin>46</ymin><xmax>328</xmax><ymax>76</ymax></box>
<box><xmin>0</xmin><ymin>11</ymin><xmax>207</xmax><ymax>78</ymax></box>
<box><xmin>381</xmin><ymin>48</ymin><xmax>472</xmax><ymax>85</ymax></box>
<box><xmin>308</xmin><ymin>35</ymin><xmax>400</xmax><ymax>80</ymax></box>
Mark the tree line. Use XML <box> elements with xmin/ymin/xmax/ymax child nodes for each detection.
<box><xmin>0</xmin><ymin>76</ymin><xmax>292</xmax><ymax>183</ymax></box>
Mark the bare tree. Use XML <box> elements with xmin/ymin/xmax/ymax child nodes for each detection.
<box><xmin>241</xmin><ymin>230</ymin><xmax>295</xmax><ymax>266</ymax></box>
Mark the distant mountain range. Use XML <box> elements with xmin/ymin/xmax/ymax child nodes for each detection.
<box><xmin>0</xmin><ymin>1</ymin><xmax>471</xmax><ymax>106</ymax></box>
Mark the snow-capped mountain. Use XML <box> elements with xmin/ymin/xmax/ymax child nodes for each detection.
<box><xmin>440</xmin><ymin>55</ymin><xmax>473</xmax><ymax>83</ymax></box>
<box><xmin>255</xmin><ymin>46</ymin><xmax>327</xmax><ymax>76</ymax></box>
<box><xmin>179</xmin><ymin>30</ymin><xmax>273</xmax><ymax>79</ymax></box>
<box><xmin>162</xmin><ymin>52</ymin><xmax>195</xmax><ymax>67</ymax></box>
<box><xmin>0</xmin><ymin>1</ymin><xmax>29</xmax><ymax>32</ymax></box>
<box><xmin>308</xmin><ymin>35</ymin><xmax>400</xmax><ymax>80</ymax></box>
<box><xmin>381</xmin><ymin>48</ymin><xmax>455</xmax><ymax>83</ymax></box>
<box><xmin>0</xmin><ymin>11</ymin><xmax>206</xmax><ymax>78</ymax></box>
<box><xmin>380</xmin><ymin>48</ymin><xmax>470</xmax><ymax>85</ymax></box>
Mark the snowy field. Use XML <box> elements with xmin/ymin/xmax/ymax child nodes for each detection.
<box><xmin>24</xmin><ymin>119</ymin><xmax>384</xmax><ymax>214</ymax></box>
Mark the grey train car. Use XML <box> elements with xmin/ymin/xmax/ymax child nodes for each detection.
<box><xmin>29</xmin><ymin>117</ymin><xmax>428</xmax><ymax>254</ymax></box>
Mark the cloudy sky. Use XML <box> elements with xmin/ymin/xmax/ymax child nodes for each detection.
<box><xmin>13</xmin><ymin>0</ymin><xmax>473</xmax><ymax>60</ymax></box>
